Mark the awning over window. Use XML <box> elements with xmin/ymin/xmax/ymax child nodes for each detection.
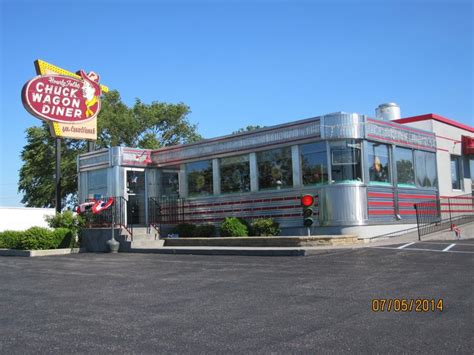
<box><xmin>462</xmin><ymin>135</ymin><xmax>474</xmax><ymax>155</ymax></box>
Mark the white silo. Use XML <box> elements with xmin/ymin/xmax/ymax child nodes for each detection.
<box><xmin>375</xmin><ymin>103</ymin><xmax>401</xmax><ymax>121</ymax></box>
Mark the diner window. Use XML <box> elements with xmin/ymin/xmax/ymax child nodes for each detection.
<box><xmin>87</xmin><ymin>169</ymin><xmax>107</xmax><ymax>197</ymax></box>
<box><xmin>450</xmin><ymin>155</ymin><xmax>462</xmax><ymax>190</ymax></box>
<box><xmin>330</xmin><ymin>140</ymin><xmax>362</xmax><ymax>183</ymax></box>
<box><xmin>220</xmin><ymin>155</ymin><xmax>250</xmax><ymax>194</ymax></box>
<box><xmin>161</xmin><ymin>171</ymin><xmax>179</xmax><ymax>197</ymax></box>
<box><xmin>395</xmin><ymin>147</ymin><xmax>415</xmax><ymax>188</ymax></box>
<box><xmin>415</xmin><ymin>151</ymin><xmax>437</xmax><ymax>188</ymax></box>
<box><xmin>257</xmin><ymin>147</ymin><xmax>293</xmax><ymax>190</ymax></box>
<box><xmin>367</xmin><ymin>142</ymin><xmax>391</xmax><ymax>185</ymax></box>
<box><xmin>187</xmin><ymin>160</ymin><xmax>213</xmax><ymax>197</ymax></box>
<box><xmin>301</xmin><ymin>142</ymin><xmax>328</xmax><ymax>185</ymax></box>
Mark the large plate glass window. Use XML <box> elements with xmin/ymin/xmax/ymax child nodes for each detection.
<box><xmin>300</xmin><ymin>141</ymin><xmax>328</xmax><ymax>185</ymax></box>
<box><xmin>395</xmin><ymin>147</ymin><xmax>415</xmax><ymax>188</ymax></box>
<box><xmin>415</xmin><ymin>151</ymin><xmax>437</xmax><ymax>188</ymax></box>
<box><xmin>187</xmin><ymin>160</ymin><xmax>213</xmax><ymax>197</ymax></box>
<box><xmin>450</xmin><ymin>155</ymin><xmax>462</xmax><ymax>190</ymax></box>
<box><xmin>257</xmin><ymin>147</ymin><xmax>293</xmax><ymax>190</ymax></box>
<box><xmin>329</xmin><ymin>140</ymin><xmax>362</xmax><ymax>183</ymax></box>
<box><xmin>367</xmin><ymin>142</ymin><xmax>391</xmax><ymax>185</ymax></box>
<box><xmin>87</xmin><ymin>168</ymin><xmax>108</xmax><ymax>198</ymax></box>
<box><xmin>220</xmin><ymin>155</ymin><xmax>251</xmax><ymax>193</ymax></box>
<box><xmin>161</xmin><ymin>171</ymin><xmax>180</xmax><ymax>197</ymax></box>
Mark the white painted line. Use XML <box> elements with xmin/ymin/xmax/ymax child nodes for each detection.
<box><xmin>397</xmin><ymin>242</ymin><xmax>416</xmax><ymax>249</ymax></box>
<box><xmin>442</xmin><ymin>243</ymin><xmax>456</xmax><ymax>252</ymax></box>
<box><xmin>369</xmin><ymin>246</ymin><xmax>474</xmax><ymax>254</ymax></box>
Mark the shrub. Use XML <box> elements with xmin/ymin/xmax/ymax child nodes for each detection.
<box><xmin>251</xmin><ymin>218</ymin><xmax>281</xmax><ymax>236</ymax></box>
<box><xmin>53</xmin><ymin>228</ymin><xmax>75</xmax><ymax>248</ymax></box>
<box><xmin>237</xmin><ymin>218</ymin><xmax>253</xmax><ymax>236</ymax></box>
<box><xmin>193</xmin><ymin>224</ymin><xmax>216</xmax><ymax>238</ymax></box>
<box><xmin>220</xmin><ymin>217</ymin><xmax>248</xmax><ymax>237</ymax></box>
<box><xmin>0</xmin><ymin>227</ymin><xmax>74</xmax><ymax>250</ymax></box>
<box><xmin>0</xmin><ymin>230</ymin><xmax>23</xmax><ymax>249</ymax></box>
<box><xmin>45</xmin><ymin>210</ymin><xmax>84</xmax><ymax>235</ymax></box>
<box><xmin>172</xmin><ymin>223</ymin><xmax>197</xmax><ymax>238</ymax></box>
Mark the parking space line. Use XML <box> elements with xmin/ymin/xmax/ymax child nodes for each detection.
<box><xmin>442</xmin><ymin>244</ymin><xmax>456</xmax><ymax>252</ymax></box>
<box><xmin>369</xmin><ymin>246</ymin><xmax>474</xmax><ymax>254</ymax></box>
<box><xmin>397</xmin><ymin>242</ymin><xmax>416</xmax><ymax>249</ymax></box>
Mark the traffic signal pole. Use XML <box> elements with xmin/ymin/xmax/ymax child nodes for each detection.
<box><xmin>301</xmin><ymin>194</ymin><xmax>315</xmax><ymax>236</ymax></box>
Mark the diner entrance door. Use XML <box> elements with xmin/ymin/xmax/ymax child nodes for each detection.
<box><xmin>126</xmin><ymin>169</ymin><xmax>146</xmax><ymax>226</ymax></box>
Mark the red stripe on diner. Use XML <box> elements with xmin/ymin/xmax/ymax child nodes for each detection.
<box><xmin>398</xmin><ymin>194</ymin><xmax>437</xmax><ymax>199</ymax></box>
<box><xmin>368</xmin><ymin>210</ymin><xmax>395</xmax><ymax>215</ymax></box>
<box><xmin>185</xmin><ymin>196</ymin><xmax>299</xmax><ymax>209</ymax></box>
<box><xmin>367</xmin><ymin>134</ymin><xmax>435</xmax><ymax>151</ymax></box>
<box><xmin>368</xmin><ymin>201</ymin><xmax>394</xmax><ymax>206</ymax></box>
<box><xmin>175</xmin><ymin>205</ymin><xmax>299</xmax><ymax>216</ymax></box>
<box><xmin>437</xmin><ymin>148</ymin><xmax>449</xmax><ymax>152</ymax></box>
<box><xmin>398</xmin><ymin>210</ymin><xmax>418</xmax><ymax>215</ymax></box>
<box><xmin>184</xmin><ymin>213</ymin><xmax>302</xmax><ymax>223</ymax></box>
<box><xmin>368</xmin><ymin>192</ymin><xmax>394</xmax><ymax>198</ymax></box>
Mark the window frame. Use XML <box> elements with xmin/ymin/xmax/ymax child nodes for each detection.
<box><xmin>219</xmin><ymin>154</ymin><xmax>251</xmax><ymax>194</ymax></box>
<box><xmin>186</xmin><ymin>159</ymin><xmax>214</xmax><ymax>197</ymax></box>
<box><xmin>366</xmin><ymin>141</ymin><xmax>392</xmax><ymax>186</ymax></box>
<box><xmin>394</xmin><ymin>146</ymin><xmax>416</xmax><ymax>189</ymax></box>
<box><xmin>300</xmin><ymin>141</ymin><xmax>329</xmax><ymax>186</ymax></box>
<box><xmin>256</xmin><ymin>146</ymin><xmax>293</xmax><ymax>191</ymax></box>
<box><xmin>450</xmin><ymin>155</ymin><xmax>463</xmax><ymax>191</ymax></box>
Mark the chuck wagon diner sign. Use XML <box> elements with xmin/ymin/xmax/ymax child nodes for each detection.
<box><xmin>21</xmin><ymin>60</ymin><xmax>109</xmax><ymax>140</ymax></box>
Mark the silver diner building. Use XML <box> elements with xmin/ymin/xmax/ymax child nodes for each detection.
<box><xmin>77</xmin><ymin>110</ymin><xmax>440</xmax><ymax>238</ymax></box>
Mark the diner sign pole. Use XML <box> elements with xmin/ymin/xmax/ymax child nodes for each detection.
<box><xmin>55</xmin><ymin>138</ymin><xmax>61</xmax><ymax>213</ymax></box>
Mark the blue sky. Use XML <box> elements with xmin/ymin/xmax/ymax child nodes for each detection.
<box><xmin>0</xmin><ymin>0</ymin><xmax>472</xmax><ymax>206</ymax></box>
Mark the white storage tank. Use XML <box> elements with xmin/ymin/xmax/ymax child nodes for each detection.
<box><xmin>375</xmin><ymin>103</ymin><xmax>401</xmax><ymax>121</ymax></box>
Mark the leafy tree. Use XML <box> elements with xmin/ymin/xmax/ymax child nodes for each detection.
<box><xmin>18</xmin><ymin>122</ymin><xmax>85</xmax><ymax>208</ymax></box>
<box><xmin>19</xmin><ymin>90</ymin><xmax>202</xmax><ymax>208</ymax></box>
<box><xmin>232</xmin><ymin>125</ymin><xmax>265</xmax><ymax>134</ymax></box>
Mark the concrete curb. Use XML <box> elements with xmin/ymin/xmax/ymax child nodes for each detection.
<box><xmin>128</xmin><ymin>246</ymin><xmax>346</xmax><ymax>256</ymax></box>
<box><xmin>162</xmin><ymin>235</ymin><xmax>359</xmax><ymax>248</ymax></box>
<box><xmin>0</xmin><ymin>248</ymin><xmax>86</xmax><ymax>257</ymax></box>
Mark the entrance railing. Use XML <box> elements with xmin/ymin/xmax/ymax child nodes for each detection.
<box><xmin>414</xmin><ymin>194</ymin><xmax>474</xmax><ymax>240</ymax></box>
<box><xmin>83</xmin><ymin>196</ymin><xmax>133</xmax><ymax>239</ymax></box>
<box><xmin>148</xmin><ymin>196</ymin><xmax>185</xmax><ymax>237</ymax></box>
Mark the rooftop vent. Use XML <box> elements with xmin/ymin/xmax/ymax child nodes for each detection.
<box><xmin>375</xmin><ymin>103</ymin><xmax>401</xmax><ymax>121</ymax></box>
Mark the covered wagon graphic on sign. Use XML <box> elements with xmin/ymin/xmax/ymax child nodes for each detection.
<box><xmin>22</xmin><ymin>71</ymin><xmax>102</xmax><ymax>123</ymax></box>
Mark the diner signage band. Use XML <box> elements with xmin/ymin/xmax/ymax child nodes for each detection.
<box><xmin>21</xmin><ymin>60</ymin><xmax>109</xmax><ymax>140</ymax></box>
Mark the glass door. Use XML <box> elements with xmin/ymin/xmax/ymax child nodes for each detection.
<box><xmin>126</xmin><ymin>169</ymin><xmax>146</xmax><ymax>225</ymax></box>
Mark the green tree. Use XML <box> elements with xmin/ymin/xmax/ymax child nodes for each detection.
<box><xmin>232</xmin><ymin>125</ymin><xmax>265</xmax><ymax>134</ymax></box>
<box><xmin>19</xmin><ymin>90</ymin><xmax>202</xmax><ymax>207</ymax></box>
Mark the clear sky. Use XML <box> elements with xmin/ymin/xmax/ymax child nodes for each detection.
<box><xmin>0</xmin><ymin>0</ymin><xmax>472</xmax><ymax>207</ymax></box>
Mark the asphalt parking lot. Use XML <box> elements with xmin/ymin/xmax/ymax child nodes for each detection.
<box><xmin>0</xmin><ymin>243</ymin><xmax>473</xmax><ymax>354</ymax></box>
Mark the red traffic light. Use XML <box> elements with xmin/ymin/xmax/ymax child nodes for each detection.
<box><xmin>301</xmin><ymin>194</ymin><xmax>314</xmax><ymax>207</ymax></box>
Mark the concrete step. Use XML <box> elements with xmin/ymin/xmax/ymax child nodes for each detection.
<box><xmin>131</xmin><ymin>239</ymin><xmax>165</xmax><ymax>249</ymax></box>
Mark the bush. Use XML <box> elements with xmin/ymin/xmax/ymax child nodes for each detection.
<box><xmin>251</xmin><ymin>218</ymin><xmax>281</xmax><ymax>236</ymax></box>
<box><xmin>220</xmin><ymin>217</ymin><xmax>248</xmax><ymax>237</ymax></box>
<box><xmin>237</xmin><ymin>218</ymin><xmax>253</xmax><ymax>236</ymax></box>
<box><xmin>193</xmin><ymin>224</ymin><xmax>216</xmax><ymax>238</ymax></box>
<box><xmin>45</xmin><ymin>210</ymin><xmax>84</xmax><ymax>235</ymax></box>
<box><xmin>0</xmin><ymin>230</ymin><xmax>23</xmax><ymax>249</ymax></box>
<box><xmin>0</xmin><ymin>227</ymin><xmax>74</xmax><ymax>250</ymax></box>
<box><xmin>172</xmin><ymin>223</ymin><xmax>196</xmax><ymax>238</ymax></box>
